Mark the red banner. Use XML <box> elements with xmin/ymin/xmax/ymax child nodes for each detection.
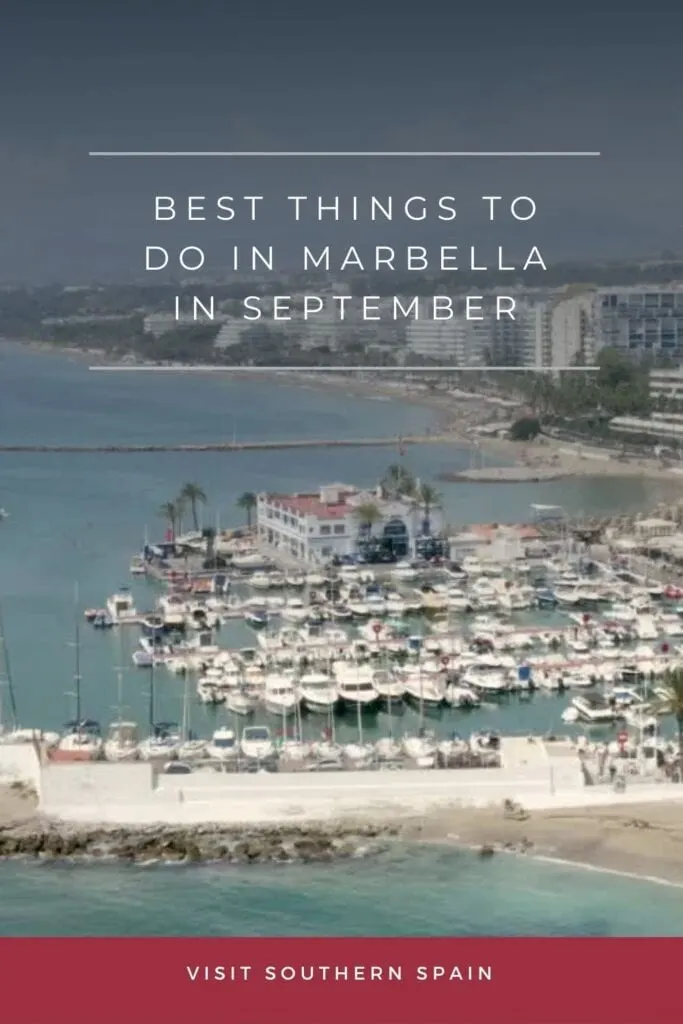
<box><xmin>1</xmin><ymin>937</ymin><xmax>679</xmax><ymax>1023</ymax></box>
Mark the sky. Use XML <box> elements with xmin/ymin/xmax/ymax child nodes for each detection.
<box><xmin>1</xmin><ymin>0</ymin><xmax>682</xmax><ymax>283</ymax></box>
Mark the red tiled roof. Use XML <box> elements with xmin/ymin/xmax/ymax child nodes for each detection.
<box><xmin>265</xmin><ymin>493</ymin><xmax>354</xmax><ymax>520</ymax></box>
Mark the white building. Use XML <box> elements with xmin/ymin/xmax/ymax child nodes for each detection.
<box><xmin>649</xmin><ymin>367</ymin><xmax>683</xmax><ymax>402</ymax></box>
<box><xmin>256</xmin><ymin>483</ymin><xmax>445</xmax><ymax>563</ymax></box>
<box><xmin>548</xmin><ymin>292</ymin><xmax>597</xmax><ymax>367</ymax></box>
<box><xmin>592</xmin><ymin>286</ymin><xmax>683</xmax><ymax>358</ymax></box>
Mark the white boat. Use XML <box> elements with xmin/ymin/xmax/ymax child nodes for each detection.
<box><xmin>206</xmin><ymin>727</ymin><xmax>238</xmax><ymax>762</ymax></box>
<box><xmin>138</xmin><ymin>723</ymin><xmax>180</xmax><ymax>760</ymax></box>
<box><xmin>56</xmin><ymin>721</ymin><xmax>103</xmax><ymax>759</ymax></box>
<box><xmin>103</xmin><ymin>721</ymin><xmax>139</xmax><ymax>761</ymax></box>
<box><xmin>402</xmin><ymin>733</ymin><xmax>437</xmax><ymax>767</ymax></box>
<box><xmin>285</xmin><ymin>572</ymin><xmax>306</xmax><ymax>588</ymax></box>
<box><xmin>224</xmin><ymin>687</ymin><xmax>257</xmax><ymax>716</ymax></box>
<box><xmin>299</xmin><ymin>672</ymin><xmax>339</xmax><ymax>714</ymax></box>
<box><xmin>157</xmin><ymin>594</ymin><xmax>187</xmax><ymax>628</ymax></box>
<box><xmin>281</xmin><ymin>598</ymin><xmax>309</xmax><ymax>623</ymax></box>
<box><xmin>375</xmin><ymin>736</ymin><xmax>402</xmax><ymax>761</ymax></box>
<box><xmin>392</xmin><ymin>560</ymin><xmax>419</xmax><ymax>581</ymax></box>
<box><xmin>403</xmin><ymin>673</ymin><xmax>445</xmax><ymax>710</ymax></box>
<box><xmin>372</xmin><ymin>669</ymin><xmax>405</xmax><ymax>709</ymax></box>
<box><xmin>249</xmin><ymin>572</ymin><xmax>272</xmax><ymax>590</ymax></box>
<box><xmin>444</xmin><ymin>683</ymin><xmax>480</xmax><ymax>708</ymax></box>
<box><xmin>129</xmin><ymin>555</ymin><xmax>147</xmax><ymax>576</ymax></box>
<box><xmin>105</xmin><ymin>590</ymin><xmax>138</xmax><ymax>624</ymax></box>
<box><xmin>240</xmin><ymin>724</ymin><xmax>275</xmax><ymax>761</ymax></box>
<box><xmin>570</xmin><ymin>695</ymin><xmax>620</xmax><ymax>724</ymax></box>
<box><xmin>263</xmin><ymin>675</ymin><xmax>299</xmax><ymax>716</ymax></box>
<box><xmin>245</xmin><ymin>608</ymin><xmax>269</xmax><ymax>629</ymax></box>
<box><xmin>335</xmin><ymin>668</ymin><xmax>380</xmax><ymax>710</ymax></box>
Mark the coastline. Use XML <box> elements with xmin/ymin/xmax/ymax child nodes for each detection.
<box><xmin>4</xmin><ymin>782</ymin><xmax>683</xmax><ymax>886</ymax></box>
<box><xmin>7</xmin><ymin>338</ymin><xmax>683</xmax><ymax>485</ymax></box>
<box><xmin>406</xmin><ymin>800</ymin><xmax>683</xmax><ymax>887</ymax></box>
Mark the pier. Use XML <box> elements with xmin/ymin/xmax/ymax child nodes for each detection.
<box><xmin>0</xmin><ymin>435</ymin><xmax>446</xmax><ymax>454</ymax></box>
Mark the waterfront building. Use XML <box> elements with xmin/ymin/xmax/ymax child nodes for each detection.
<box><xmin>256</xmin><ymin>483</ymin><xmax>445</xmax><ymax>563</ymax></box>
<box><xmin>592</xmin><ymin>286</ymin><xmax>683</xmax><ymax>358</ymax></box>
<box><xmin>609</xmin><ymin>410</ymin><xmax>683</xmax><ymax>441</ymax></box>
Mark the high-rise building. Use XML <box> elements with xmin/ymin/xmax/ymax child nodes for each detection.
<box><xmin>592</xmin><ymin>286</ymin><xmax>683</xmax><ymax>357</ymax></box>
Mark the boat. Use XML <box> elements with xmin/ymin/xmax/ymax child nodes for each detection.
<box><xmin>444</xmin><ymin>683</ymin><xmax>480</xmax><ymax>708</ymax></box>
<box><xmin>263</xmin><ymin>675</ymin><xmax>299</xmax><ymax>716</ymax></box>
<box><xmin>403</xmin><ymin>672</ymin><xmax>445</xmax><ymax>711</ymax></box>
<box><xmin>372</xmin><ymin>669</ymin><xmax>405</xmax><ymax>710</ymax></box>
<box><xmin>298</xmin><ymin>672</ymin><xmax>339</xmax><ymax>714</ymax></box>
<box><xmin>245</xmin><ymin>607</ymin><xmax>269</xmax><ymax>629</ymax></box>
<box><xmin>240</xmin><ymin>724</ymin><xmax>275</xmax><ymax>761</ymax></box>
<box><xmin>129</xmin><ymin>555</ymin><xmax>147</xmax><ymax>576</ymax></box>
<box><xmin>105</xmin><ymin>589</ymin><xmax>138</xmax><ymax>624</ymax></box>
<box><xmin>569</xmin><ymin>695</ymin><xmax>620</xmax><ymax>725</ymax></box>
<box><xmin>0</xmin><ymin>509</ymin><xmax>8</xmax><ymax>521</ymax></box>
<box><xmin>138</xmin><ymin>722</ymin><xmax>180</xmax><ymax>760</ymax></box>
<box><xmin>224</xmin><ymin>686</ymin><xmax>257</xmax><ymax>716</ymax></box>
<box><xmin>54</xmin><ymin>719</ymin><xmax>103</xmax><ymax>760</ymax></box>
<box><xmin>103</xmin><ymin>721</ymin><xmax>139</xmax><ymax>761</ymax></box>
<box><xmin>335</xmin><ymin>667</ymin><xmax>380</xmax><ymax>711</ymax></box>
<box><xmin>206</xmin><ymin>727</ymin><xmax>238</xmax><ymax>762</ymax></box>
<box><xmin>285</xmin><ymin>572</ymin><xmax>306</xmax><ymax>588</ymax></box>
<box><xmin>92</xmin><ymin>611</ymin><xmax>115</xmax><ymax>629</ymax></box>
<box><xmin>401</xmin><ymin>732</ymin><xmax>437</xmax><ymax>767</ymax></box>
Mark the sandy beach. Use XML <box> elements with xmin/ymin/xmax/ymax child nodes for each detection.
<box><xmin>407</xmin><ymin>799</ymin><xmax>683</xmax><ymax>886</ymax></box>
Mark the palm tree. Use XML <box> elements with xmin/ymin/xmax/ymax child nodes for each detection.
<box><xmin>237</xmin><ymin>491</ymin><xmax>257</xmax><ymax>530</ymax></box>
<box><xmin>381</xmin><ymin>463</ymin><xmax>416</xmax><ymax>499</ymax></box>
<box><xmin>159</xmin><ymin>500</ymin><xmax>180</xmax><ymax>540</ymax></box>
<box><xmin>354</xmin><ymin>502</ymin><xmax>383</xmax><ymax>547</ymax></box>
<box><xmin>655</xmin><ymin>667</ymin><xmax>683</xmax><ymax>781</ymax></box>
<box><xmin>415</xmin><ymin>482</ymin><xmax>442</xmax><ymax>537</ymax></box>
<box><xmin>179</xmin><ymin>482</ymin><xmax>207</xmax><ymax>531</ymax></box>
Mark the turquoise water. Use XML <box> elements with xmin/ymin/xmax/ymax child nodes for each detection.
<box><xmin>1</xmin><ymin>845</ymin><xmax>682</xmax><ymax>937</ymax></box>
<box><xmin>2</xmin><ymin>341</ymin><xmax>683</xmax><ymax>936</ymax></box>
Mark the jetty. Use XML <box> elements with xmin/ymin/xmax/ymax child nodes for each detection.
<box><xmin>440</xmin><ymin>466</ymin><xmax>568</xmax><ymax>483</ymax></box>
<box><xmin>0</xmin><ymin>435</ymin><xmax>447</xmax><ymax>454</ymax></box>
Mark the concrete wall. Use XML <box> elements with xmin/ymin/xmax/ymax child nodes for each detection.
<box><xmin>0</xmin><ymin>743</ymin><xmax>42</xmax><ymax>792</ymax></box>
<box><xmin>39</xmin><ymin>760</ymin><xmax>567</xmax><ymax>825</ymax></box>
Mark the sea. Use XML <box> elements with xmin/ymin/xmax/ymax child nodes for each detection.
<box><xmin>1</xmin><ymin>339</ymin><xmax>683</xmax><ymax>937</ymax></box>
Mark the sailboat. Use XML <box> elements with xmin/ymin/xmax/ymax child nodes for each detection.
<box><xmin>55</xmin><ymin>590</ymin><xmax>103</xmax><ymax>760</ymax></box>
<box><xmin>0</xmin><ymin>605</ymin><xmax>57</xmax><ymax>746</ymax></box>
<box><xmin>103</xmin><ymin>629</ymin><xmax>139</xmax><ymax>761</ymax></box>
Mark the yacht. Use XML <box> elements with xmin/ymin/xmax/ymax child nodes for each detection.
<box><xmin>54</xmin><ymin>720</ymin><xmax>103</xmax><ymax>761</ymax></box>
<box><xmin>103</xmin><ymin>721</ymin><xmax>139</xmax><ymax>761</ymax></box>
<box><xmin>129</xmin><ymin>555</ymin><xmax>147</xmax><ymax>576</ymax></box>
<box><xmin>281</xmin><ymin>598</ymin><xmax>309</xmax><ymax>623</ymax></box>
<box><xmin>372</xmin><ymin>669</ymin><xmax>405</xmax><ymax>710</ymax></box>
<box><xmin>263</xmin><ymin>674</ymin><xmax>299</xmax><ymax>716</ymax></box>
<box><xmin>402</xmin><ymin>732</ymin><xmax>437</xmax><ymax>767</ymax></box>
<box><xmin>403</xmin><ymin>672</ymin><xmax>445</xmax><ymax>711</ymax></box>
<box><xmin>206</xmin><ymin>727</ymin><xmax>238</xmax><ymax>762</ymax></box>
<box><xmin>335</xmin><ymin>667</ymin><xmax>380</xmax><ymax>711</ymax></box>
<box><xmin>138</xmin><ymin>722</ymin><xmax>180</xmax><ymax>760</ymax></box>
<box><xmin>444</xmin><ymin>683</ymin><xmax>480</xmax><ymax>708</ymax></box>
<box><xmin>105</xmin><ymin>590</ymin><xmax>138</xmax><ymax>624</ymax></box>
<box><xmin>240</xmin><ymin>724</ymin><xmax>275</xmax><ymax>761</ymax></box>
<box><xmin>249</xmin><ymin>572</ymin><xmax>272</xmax><ymax>590</ymax></box>
<box><xmin>298</xmin><ymin>672</ymin><xmax>339</xmax><ymax>714</ymax></box>
<box><xmin>570</xmin><ymin>695</ymin><xmax>620</xmax><ymax>724</ymax></box>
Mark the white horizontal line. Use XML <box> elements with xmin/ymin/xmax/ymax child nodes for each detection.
<box><xmin>89</xmin><ymin>365</ymin><xmax>598</xmax><ymax>372</ymax></box>
<box><xmin>88</xmin><ymin>150</ymin><xmax>601</xmax><ymax>158</ymax></box>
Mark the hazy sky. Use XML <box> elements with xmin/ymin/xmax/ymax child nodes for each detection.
<box><xmin>1</xmin><ymin>0</ymin><xmax>682</xmax><ymax>282</ymax></box>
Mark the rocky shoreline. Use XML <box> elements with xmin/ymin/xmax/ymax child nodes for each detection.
<box><xmin>0</xmin><ymin>819</ymin><xmax>400</xmax><ymax>865</ymax></box>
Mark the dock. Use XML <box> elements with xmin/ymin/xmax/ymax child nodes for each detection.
<box><xmin>0</xmin><ymin>435</ymin><xmax>447</xmax><ymax>454</ymax></box>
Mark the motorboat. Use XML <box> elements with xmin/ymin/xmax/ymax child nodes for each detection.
<box><xmin>240</xmin><ymin>724</ymin><xmax>275</xmax><ymax>761</ymax></box>
<box><xmin>129</xmin><ymin>555</ymin><xmax>147</xmax><ymax>576</ymax></box>
<box><xmin>372</xmin><ymin>669</ymin><xmax>405</xmax><ymax>710</ymax></box>
<box><xmin>245</xmin><ymin>607</ymin><xmax>269</xmax><ymax>629</ymax></box>
<box><xmin>138</xmin><ymin>722</ymin><xmax>180</xmax><ymax>760</ymax></box>
<box><xmin>281</xmin><ymin>598</ymin><xmax>309</xmax><ymax>623</ymax></box>
<box><xmin>444</xmin><ymin>683</ymin><xmax>480</xmax><ymax>708</ymax></box>
<box><xmin>403</xmin><ymin>672</ymin><xmax>445</xmax><ymax>711</ymax></box>
<box><xmin>105</xmin><ymin>589</ymin><xmax>138</xmax><ymax>624</ymax></box>
<box><xmin>401</xmin><ymin>732</ymin><xmax>437</xmax><ymax>767</ymax></box>
<box><xmin>298</xmin><ymin>672</ymin><xmax>339</xmax><ymax>714</ymax></box>
<box><xmin>103</xmin><ymin>721</ymin><xmax>139</xmax><ymax>761</ymax></box>
<box><xmin>569</xmin><ymin>696</ymin><xmax>620</xmax><ymax>725</ymax></box>
<box><xmin>206</xmin><ymin>727</ymin><xmax>238</xmax><ymax>762</ymax></box>
<box><xmin>335</xmin><ymin>667</ymin><xmax>380</xmax><ymax>711</ymax></box>
<box><xmin>263</xmin><ymin>675</ymin><xmax>299</xmax><ymax>716</ymax></box>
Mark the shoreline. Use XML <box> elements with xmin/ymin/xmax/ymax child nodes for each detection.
<box><xmin>4</xmin><ymin>784</ymin><xmax>683</xmax><ymax>886</ymax></box>
<box><xmin>7</xmin><ymin>338</ymin><xmax>683</xmax><ymax>485</ymax></box>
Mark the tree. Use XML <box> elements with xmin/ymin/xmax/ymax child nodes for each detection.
<box><xmin>236</xmin><ymin>491</ymin><xmax>257</xmax><ymax>529</ymax></box>
<box><xmin>159</xmin><ymin>500</ymin><xmax>180</xmax><ymax>540</ymax></box>
<box><xmin>381</xmin><ymin>463</ymin><xmax>416</xmax><ymax>498</ymax></box>
<box><xmin>353</xmin><ymin>502</ymin><xmax>383</xmax><ymax>538</ymax></box>
<box><xmin>509</xmin><ymin>416</ymin><xmax>541</xmax><ymax>441</ymax></box>
<box><xmin>655</xmin><ymin>667</ymin><xmax>683</xmax><ymax>781</ymax></box>
<box><xmin>179</xmin><ymin>482</ymin><xmax>207</xmax><ymax>531</ymax></box>
<box><xmin>415</xmin><ymin>482</ymin><xmax>442</xmax><ymax>536</ymax></box>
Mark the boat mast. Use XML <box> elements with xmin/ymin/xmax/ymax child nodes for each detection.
<box><xmin>148</xmin><ymin>652</ymin><xmax>155</xmax><ymax>735</ymax></box>
<box><xmin>0</xmin><ymin>605</ymin><xmax>18</xmax><ymax>731</ymax></box>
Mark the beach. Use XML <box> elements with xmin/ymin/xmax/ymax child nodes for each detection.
<box><xmin>409</xmin><ymin>799</ymin><xmax>683</xmax><ymax>885</ymax></box>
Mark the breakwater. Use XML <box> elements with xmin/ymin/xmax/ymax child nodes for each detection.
<box><xmin>0</xmin><ymin>435</ymin><xmax>445</xmax><ymax>454</ymax></box>
<box><xmin>0</xmin><ymin>819</ymin><xmax>393</xmax><ymax>864</ymax></box>
<box><xmin>439</xmin><ymin>466</ymin><xmax>568</xmax><ymax>483</ymax></box>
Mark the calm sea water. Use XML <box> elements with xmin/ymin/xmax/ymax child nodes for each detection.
<box><xmin>2</xmin><ymin>341</ymin><xmax>683</xmax><ymax>936</ymax></box>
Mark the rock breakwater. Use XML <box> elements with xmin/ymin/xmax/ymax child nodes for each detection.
<box><xmin>0</xmin><ymin>820</ymin><xmax>399</xmax><ymax>865</ymax></box>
